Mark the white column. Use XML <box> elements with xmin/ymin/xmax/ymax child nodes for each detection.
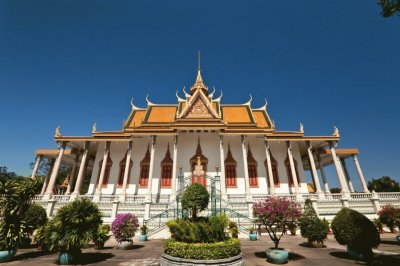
<box><xmin>31</xmin><ymin>155</ymin><xmax>42</xmax><ymax>178</ymax></box>
<box><xmin>94</xmin><ymin>141</ymin><xmax>110</xmax><ymax>200</ymax></box>
<box><xmin>330</xmin><ymin>142</ymin><xmax>349</xmax><ymax>195</ymax></box>
<box><xmin>120</xmin><ymin>141</ymin><xmax>133</xmax><ymax>201</ymax></box>
<box><xmin>146</xmin><ymin>135</ymin><xmax>156</xmax><ymax>202</ymax></box>
<box><xmin>287</xmin><ymin>141</ymin><xmax>299</xmax><ymax>195</ymax></box>
<box><xmin>241</xmin><ymin>135</ymin><xmax>252</xmax><ymax>202</ymax></box>
<box><xmin>71</xmin><ymin>141</ymin><xmax>90</xmax><ymax>197</ymax></box>
<box><xmin>44</xmin><ymin>141</ymin><xmax>67</xmax><ymax>199</ymax></box>
<box><xmin>316</xmin><ymin>151</ymin><xmax>330</xmax><ymax>193</ymax></box>
<box><xmin>353</xmin><ymin>155</ymin><xmax>369</xmax><ymax>193</ymax></box>
<box><xmin>264</xmin><ymin>139</ymin><xmax>275</xmax><ymax>194</ymax></box>
<box><xmin>171</xmin><ymin>135</ymin><xmax>178</xmax><ymax>198</ymax></box>
<box><xmin>340</xmin><ymin>158</ymin><xmax>354</xmax><ymax>193</ymax></box>
<box><xmin>65</xmin><ymin>153</ymin><xmax>80</xmax><ymax>195</ymax></box>
<box><xmin>219</xmin><ymin>136</ymin><xmax>227</xmax><ymax>199</ymax></box>
<box><xmin>41</xmin><ymin>159</ymin><xmax>55</xmax><ymax>194</ymax></box>
<box><xmin>307</xmin><ymin>142</ymin><xmax>322</xmax><ymax>195</ymax></box>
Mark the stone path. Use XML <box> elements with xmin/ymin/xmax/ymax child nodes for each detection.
<box><xmin>3</xmin><ymin>234</ymin><xmax>400</xmax><ymax>265</ymax></box>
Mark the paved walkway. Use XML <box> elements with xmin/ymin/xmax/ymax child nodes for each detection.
<box><xmin>4</xmin><ymin>234</ymin><xmax>400</xmax><ymax>265</ymax></box>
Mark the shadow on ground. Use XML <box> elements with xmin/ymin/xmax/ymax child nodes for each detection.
<box><xmin>77</xmin><ymin>252</ymin><xmax>115</xmax><ymax>265</ymax></box>
<box><xmin>9</xmin><ymin>250</ymin><xmax>50</xmax><ymax>261</ymax></box>
<box><xmin>298</xmin><ymin>242</ymin><xmax>327</xmax><ymax>248</ymax></box>
<box><xmin>330</xmin><ymin>251</ymin><xmax>400</xmax><ymax>265</ymax></box>
<box><xmin>381</xmin><ymin>240</ymin><xmax>400</xmax><ymax>246</ymax></box>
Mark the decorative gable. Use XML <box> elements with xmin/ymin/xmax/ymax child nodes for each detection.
<box><xmin>186</xmin><ymin>97</ymin><xmax>214</xmax><ymax>118</ymax></box>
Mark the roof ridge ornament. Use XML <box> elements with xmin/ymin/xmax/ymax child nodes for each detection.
<box><xmin>214</xmin><ymin>90</ymin><xmax>223</xmax><ymax>102</ymax></box>
<box><xmin>299</xmin><ymin>123</ymin><xmax>304</xmax><ymax>133</ymax></box>
<box><xmin>176</xmin><ymin>90</ymin><xmax>186</xmax><ymax>102</ymax></box>
<box><xmin>55</xmin><ymin>126</ymin><xmax>62</xmax><ymax>137</ymax></box>
<box><xmin>130</xmin><ymin>98</ymin><xmax>142</xmax><ymax>110</ymax></box>
<box><xmin>146</xmin><ymin>94</ymin><xmax>155</xmax><ymax>106</ymax></box>
<box><xmin>182</xmin><ymin>86</ymin><xmax>191</xmax><ymax>98</ymax></box>
<box><xmin>243</xmin><ymin>94</ymin><xmax>252</xmax><ymax>106</ymax></box>
<box><xmin>254</xmin><ymin>98</ymin><xmax>268</xmax><ymax>111</ymax></box>
<box><xmin>209</xmin><ymin>86</ymin><xmax>216</xmax><ymax>99</ymax></box>
<box><xmin>92</xmin><ymin>123</ymin><xmax>97</xmax><ymax>134</ymax></box>
<box><xmin>332</xmin><ymin>125</ymin><xmax>340</xmax><ymax>137</ymax></box>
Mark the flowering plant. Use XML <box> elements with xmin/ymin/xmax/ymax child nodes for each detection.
<box><xmin>378</xmin><ymin>204</ymin><xmax>400</xmax><ymax>232</ymax></box>
<box><xmin>111</xmin><ymin>213</ymin><xmax>139</xmax><ymax>242</ymax></box>
<box><xmin>253</xmin><ymin>196</ymin><xmax>301</xmax><ymax>249</ymax></box>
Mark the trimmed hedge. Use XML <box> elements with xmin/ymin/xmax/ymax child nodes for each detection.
<box><xmin>164</xmin><ymin>238</ymin><xmax>241</xmax><ymax>260</ymax></box>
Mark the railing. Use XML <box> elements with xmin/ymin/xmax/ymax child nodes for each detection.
<box><xmin>350</xmin><ymin>193</ymin><xmax>373</xmax><ymax>200</ymax></box>
<box><xmin>324</xmin><ymin>193</ymin><xmax>343</xmax><ymax>200</ymax></box>
<box><xmin>377</xmin><ymin>192</ymin><xmax>400</xmax><ymax>199</ymax></box>
<box><xmin>219</xmin><ymin>208</ymin><xmax>255</xmax><ymax>234</ymax></box>
<box><xmin>144</xmin><ymin>209</ymin><xmax>177</xmax><ymax>236</ymax></box>
<box><xmin>99</xmin><ymin>194</ymin><xmax>119</xmax><ymax>203</ymax></box>
<box><xmin>51</xmin><ymin>194</ymin><xmax>70</xmax><ymax>202</ymax></box>
<box><xmin>32</xmin><ymin>195</ymin><xmax>44</xmax><ymax>202</ymax></box>
<box><xmin>125</xmin><ymin>195</ymin><xmax>145</xmax><ymax>203</ymax></box>
<box><xmin>78</xmin><ymin>194</ymin><xmax>94</xmax><ymax>201</ymax></box>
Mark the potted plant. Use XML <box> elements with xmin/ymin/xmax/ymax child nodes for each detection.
<box><xmin>228</xmin><ymin>221</ymin><xmax>239</xmax><ymax>239</ymax></box>
<box><xmin>19</xmin><ymin>203</ymin><xmax>48</xmax><ymax>248</ymax></box>
<box><xmin>46</xmin><ymin>198</ymin><xmax>103</xmax><ymax>265</ymax></box>
<box><xmin>93</xmin><ymin>224</ymin><xmax>111</xmax><ymax>249</ymax></box>
<box><xmin>299</xmin><ymin>199</ymin><xmax>328</xmax><ymax>247</ymax></box>
<box><xmin>111</xmin><ymin>213</ymin><xmax>139</xmax><ymax>249</ymax></box>
<box><xmin>253</xmin><ymin>196</ymin><xmax>301</xmax><ymax>264</ymax></box>
<box><xmin>249</xmin><ymin>227</ymin><xmax>257</xmax><ymax>241</ymax></box>
<box><xmin>331</xmin><ymin>208</ymin><xmax>380</xmax><ymax>261</ymax></box>
<box><xmin>0</xmin><ymin>177</ymin><xmax>42</xmax><ymax>263</ymax></box>
<box><xmin>139</xmin><ymin>225</ymin><xmax>148</xmax><ymax>241</ymax></box>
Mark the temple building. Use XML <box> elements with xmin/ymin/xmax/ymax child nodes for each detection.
<box><xmin>31</xmin><ymin>58</ymin><xmax>381</xmax><ymax>226</ymax></box>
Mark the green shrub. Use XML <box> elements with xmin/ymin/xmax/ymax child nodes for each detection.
<box><xmin>228</xmin><ymin>221</ymin><xmax>238</xmax><ymax>238</ymax></box>
<box><xmin>140</xmin><ymin>225</ymin><xmax>148</xmax><ymax>235</ymax></box>
<box><xmin>164</xmin><ymin>238</ymin><xmax>241</xmax><ymax>260</ymax></box>
<box><xmin>181</xmin><ymin>183</ymin><xmax>209</xmax><ymax>220</ymax></box>
<box><xmin>23</xmin><ymin>203</ymin><xmax>48</xmax><ymax>235</ymax></box>
<box><xmin>33</xmin><ymin>221</ymin><xmax>54</xmax><ymax>252</ymax></box>
<box><xmin>93</xmin><ymin>224</ymin><xmax>110</xmax><ymax>249</ymax></box>
<box><xmin>331</xmin><ymin>208</ymin><xmax>380</xmax><ymax>254</ymax></box>
<box><xmin>299</xmin><ymin>199</ymin><xmax>328</xmax><ymax>244</ymax></box>
<box><xmin>47</xmin><ymin>198</ymin><xmax>103</xmax><ymax>252</ymax></box>
<box><xmin>167</xmin><ymin>215</ymin><xmax>228</xmax><ymax>243</ymax></box>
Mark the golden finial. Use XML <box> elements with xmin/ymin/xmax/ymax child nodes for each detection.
<box><xmin>198</xmin><ymin>50</ymin><xmax>201</xmax><ymax>72</ymax></box>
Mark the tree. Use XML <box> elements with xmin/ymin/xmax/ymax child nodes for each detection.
<box><xmin>379</xmin><ymin>0</ymin><xmax>400</xmax><ymax>17</ymax></box>
<box><xmin>299</xmin><ymin>199</ymin><xmax>328</xmax><ymax>245</ymax></box>
<box><xmin>368</xmin><ymin>176</ymin><xmax>400</xmax><ymax>192</ymax></box>
<box><xmin>181</xmin><ymin>183</ymin><xmax>209</xmax><ymax>220</ymax></box>
<box><xmin>253</xmin><ymin>196</ymin><xmax>302</xmax><ymax>249</ymax></box>
<box><xmin>330</xmin><ymin>187</ymin><xmax>341</xmax><ymax>193</ymax></box>
<box><xmin>0</xmin><ymin>166</ymin><xmax>20</xmax><ymax>182</ymax></box>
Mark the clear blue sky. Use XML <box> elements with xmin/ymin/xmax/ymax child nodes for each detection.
<box><xmin>0</xmin><ymin>0</ymin><xmax>399</xmax><ymax>190</ymax></box>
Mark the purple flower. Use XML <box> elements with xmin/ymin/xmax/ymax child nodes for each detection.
<box><xmin>111</xmin><ymin>213</ymin><xmax>139</xmax><ymax>242</ymax></box>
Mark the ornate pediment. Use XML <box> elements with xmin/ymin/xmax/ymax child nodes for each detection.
<box><xmin>186</xmin><ymin>97</ymin><xmax>214</xmax><ymax>118</ymax></box>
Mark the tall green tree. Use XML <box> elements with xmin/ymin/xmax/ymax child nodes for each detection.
<box><xmin>368</xmin><ymin>176</ymin><xmax>400</xmax><ymax>192</ymax></box>
<box><xmin>379</xmin><ymin>0</ymin><xmax>400</xmax><ymax>17</ymax></box>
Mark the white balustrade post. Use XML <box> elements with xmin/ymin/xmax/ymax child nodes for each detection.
<box><xmin>307</xmin><ymin>142</ymin><xmax>323</xmax><ymax>198</ymax></box>
<box><xmin>219</xmin><ymin>136</ymin><xmax>228</xmax><ymax>200</ymax></box>
<box><xmin>353</xmin><ymin>155</ymin><xmax>369</xmax><ymax>193</ymax></box>
<box><xmin>41</xmin><ymin>159</ymin><xmax>55</xmax><ymax>194</ymax></box>
<box><xmin>65</xmin><ymin>153</ymin><xmax>80</xmax><ymax>195</ymax></box>
<box><xmin>170</xmin><ymin>135</ymin><xmax>179</xmax><ymax>201</ymax></box>
<box><xmin>340</xmin><ymin>158</ymin><xmax>354</xmax><ymax>193</ymax></box>
<box><xmin>330</xmin><ymin>142</ymin><xmax>350</xmax><ymax>197</ymax></box>
<box><xmin>46</xmin><ymin>198</ymin><xmax>57</xmax><ymax>217</ymax></box>
<box><xmin>111</xmin><ymin>199</ymin><xmax>120</xmax><ymax>220</ymax></box>
<box><xmin>241</xmin><ymin>135</ymin><xmax>252</xmax><ymax>205</ymax></box>
<box><xmin>264</xmin><ymin>139</ymin><xmax>275</xmax><ymax>194</ymax></box>
<box><xmin>120</xmin><ymin>141</ymin><xmax>133</xmax><ymax>202</ymax></box>
<box><xmin>316</xmin><ymin>152</ymin><xmax>330</xmax><ymax>193</ymax></box>
<box><xmin>370</xmin><ymin>190</ymin><xmax>381</xmax><ymax>214</ymax></box>
<box><xmin>94</xmin><ymin>141</ymin><xmax>110</xmax><ymax>202</ymax></box>
<box><xmin>71</xmin><ymin>141</ymin><xmax>90</xmax><ymax>199</ymax></box>
<box><xmin>44</xmin><ymin>141</ymin><xmax>67</xmax><ymax>200</ymax></box>
<box><xmin>31</xmin><ymin>155</ymin><xmax>42</xmax><ymax>178</ymax></box>
<box><xmin>287</xmin><ymin>141</ymin><xmax>300</xmax><ymax>197</ymax></box>
<box><xmin>146</xmin><ymin>136</ymin><xmax>156</xmax><ymax>202</ymax></box>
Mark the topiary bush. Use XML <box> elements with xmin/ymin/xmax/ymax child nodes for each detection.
<box><xmin>181</xmin><ymin>183</ymin><xmax>209</xmax><ymax>220</ymax></box>
<box><xmin>164</xmin><ymin>238</ymin><xmax>241</xmax><ymax>260</ymax></box>
<box><xmin>167</xmin><ymin>215</ymin><xmax>228</xmax><ymax>243</ymax></box>
<box><xmin>22</xmin><ymin>203</ymin><xmax>48</xmax><ymax>235</ymax></box>
<box><xmin>299</xmin><ymin>199</ymin><xmax>328</xmax><ymax>245</ymax></box>
<box><xmin>111</xmin><ymin>213</ymin><xmax>139</xmax><ymax>243</ymax></box>
<box><xmin>331</xmin><ymin>208</ymin><xmax>380</xmax><ymax>257</ymax></box>
<box><xmin>378</xmin><ymin>204</ymin><xmax>400</xmax><ymax>232</ymax></box>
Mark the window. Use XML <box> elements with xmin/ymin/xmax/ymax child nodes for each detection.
<box><xmin>96</xmin><ymin>156</ymin><xmax>113</xmax><ymax>188</ymax></box>
<box><xmin>247</xmin><ymin>145</ymin><xmax>258</xmax><ymax>187</ymax></box>
<box><xmin>225</xmin><ymin>144</ymin><xmax>237</xmax><ymax>187</ymax></box>
<box><xmin>139</xmin><ymin>146</ymin><xmax>151</xmax><ymax>187</ymax></box>
<box><xmin>265</xmin><ymin>152</ymin><xmax>280</xmax><ymax>187</ymax></box>
<box><xmin>285</xmin><ymin>157</ymin><xmax>300</xmax><ymax>187</ymax></box>
<box><xmin>117</xmin><ymin>152</ymin><xmax>133</xmax><ymax>187</ymax></box>
<box><xmin>161</xmin><ymin>144</ymin><xmax>173</xmax><ymax>188</ymax></box>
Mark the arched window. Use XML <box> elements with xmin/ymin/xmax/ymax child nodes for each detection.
<box><xmin>225</xmin><ymin>144</ymin><xmax>237</xmax><ymax>187</ymax></box>
<box><xmin>139</xmin><ymin>146</ymin><xmax>150</xmax><ymax>187</ymax></box>
<box><xmin>96</xmin><ymin>156</ymin><xmax>113</xmax><ymax>188</ymax></box>
<box><xmin>265</xmin><ymin>152</ymin><xmax>280</xmax><ymax>187</ymax></box>
<box><xmin>247</xmin><ymin>145</ymin><xmax>258</xmax><ymax>187</ymax></box>
<box><xmin>285</xmin><ymin>156</ymin><xmax>300</xmax><ymax>187</ymax></box>
<box><xmin>117</xmin><ymin>151</ymin><xmax>133</xmax><ymax>187</ymax></box>
<box><xmin>161</xmin><ymin>144</ymin><xmax>173</xmax><ymax>188</ymax></box>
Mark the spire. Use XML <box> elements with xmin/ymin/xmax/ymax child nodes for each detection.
<box><xmin>191</xmin><ymin>50</ymin><xmax>208</xmax><ymax>95</ymax></box>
